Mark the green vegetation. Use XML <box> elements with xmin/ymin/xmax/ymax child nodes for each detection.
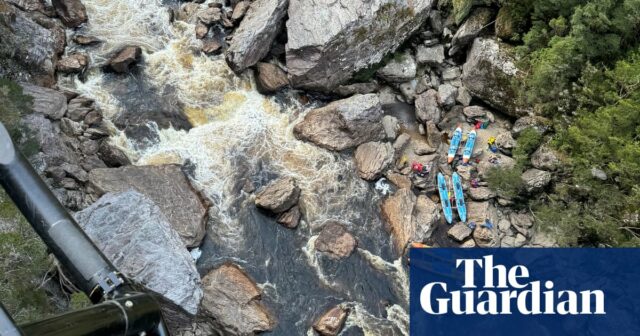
<box><xmin>0</xmin><ymin>191</ymin><xmax>54</xmax><ymax>324</ymax></box>
<box><xmin>486</xmin><ymin>166</ymin><xmax>524</xmax><ymax>200</ymax></box>
<box><xmin>0</xmin><ymin>78</ymin><xmax>38</xmax><ymax>157</ymax></box>
<box><xmin>512</xmin><ymin>128</ymin><xmax>543</xmax><ymax>165</ymax></box>
<box><xmin>484</xmin><ymin>0</ymin><xmax>640</xmax><ymax>246</ymax></box>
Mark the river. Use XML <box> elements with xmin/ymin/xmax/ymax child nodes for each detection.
<box><xmin>58</xmin><ymin>0</ymin><xmax>409</xmax><ymax>334</ymax></box>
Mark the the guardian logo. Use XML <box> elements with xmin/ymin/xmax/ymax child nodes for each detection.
<box><xmin>420</xmin><ymin>255</ymin><xmax>606</xmax><ymax>315</ymax></box>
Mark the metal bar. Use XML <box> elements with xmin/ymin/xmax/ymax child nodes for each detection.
<box><xmin>18</xmin><ymin>293</ymin><xmax>165</xmax><ymax>336</ymax></box>
<box><xmin>0</xmin><ymin>122</ymin><xmax>128</xmax><ymax>302</ymax></box>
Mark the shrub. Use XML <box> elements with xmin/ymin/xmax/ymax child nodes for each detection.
<box><xmin>0</xmin><ymin>191</ymin><xmax>54</xmax><ymax>324</ymax></box>
<box><xmin>485</xmin><ymin>166</ymin><xmax>524</xmax><ymax>200</ymax></box>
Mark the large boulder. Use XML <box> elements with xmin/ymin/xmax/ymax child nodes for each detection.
<box><xmin>313</xmin><ymin>305</ymin><xmax>349</xmax><ymax>336</ymax></box>
<box><xmin>286</xmin><ymin>0</ymin><xmax>435</xmax><ymax>91</ymax></box>
<box><xmin>376</xmin><ymin>52</ymin><xmax>417</xmax><ymax>83</ymax></box>
<box><xmin>255</xmin><ymin>177</ymin><xmax>300</xmax><ymax>213</ymax></box>
<box><xmin>75</xmin><ymin>191</ymin><xmax>202</xmax><ymax>314</ymax></box>
<box><xmin>20</xmin><ymin>84</ymin><xmax>67</xmax><ymax>120</ymax></box>
<box><xmin>0</xmin><ymin>2</ymin><xmax>63</xmax><ymax>87</ymax></box>
<box><xmin>88</xmin><ymin>165</ymin><xmax>208</xmax><ymax>248</ymax></box>
<box><xmin>225</xmin><ymin>0</ymin><xmax>288</xmax><ymax>72</ymax></box>
<box><xmin>201</xmin><ymin>264</ymin><xmax>276</xmax><ymax>335</ymax></box>
<box><xmin>462</xmin><ymin>38</ymin><xmax>526</xmax><ymax>117</ymax></box>
<box><xmin>354</xmin><ymin>141</ymin><xmax>394</xmax><ymax>181</ymax></box>
<box><xmin>107</xmin><ymin>46</ymin><xmax>142</xmax><ymax>73</ymax></box>
<box><xmin>521</xmin><ymin>168</ymin><xmax>552</xmax><ymax>194</ymax></box>
<box><xmin>314</xmin><ymin>221</ymin><xmax>357</xmax><ymax>259</ymax></box>
<box><xmin>381</xmin><ymin>189</ymin><xmax>438</xmax><ymax>255</ymax></box>
<box><xmin>293</xmin><ymin>94</ymin><xmax>384</xmax><ymax>151</ymax></box>
<box><xmin>531</xmin><ymin>144</ymin><xmax>561</xmax><ymax>171</ymax></box>
<box><xmin>449</xmin><ymin>7</ymin><xmax>494</xmax><ymax>56</ymax></box>
<box><xmin>52</xmin><ymin>0</ymin><xmax>87</xmax><ymax>28</ymax></box>
<box><xmin>255</xmin><ymin>62</ymin><xmax>289</xmax><ymax>93</ymax></box>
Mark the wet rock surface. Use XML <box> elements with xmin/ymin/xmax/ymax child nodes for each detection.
<box><xmin>293</xmin><ymin>94</ymin><xmax>384</xmax><ymax>151</ymax></box>
<box><xmin>354</xmin><ymin>141</ymin><xmax>394</xmax><ymax>181</ymax></box>
<box><xmin>313</xmin><ymin>305</ymin><xmax>349</xmax><ymax>336</ymax></box>
<box><xmin>226</xmin><ymin>0</ymin><xmax>288</xmax><ymax>71</ymax></box>
<box><xmin>201</xmin><ymin>264</ymin><xmax>276</xmax><ymax>335</ymax></box>
<box><xmin>315</xmin><ymin>221</ymin><xmax>357</xmax><ymax>259</ymax></box>
<box><xmin>286</xmin><ymin>0</ymin><xmax>435</xmax><ymax>90</ymax></box>
<box><xmin>88</xmin><ymin>165</ymin><xmax>207</xmax><ymax>247</ymax></box>
<box><xmin>75</xmin><ymin>191</ymin><xmax>202</xmax><ymax>314</ymax></box>
<box><xmin>107</xmin><ymin>46</ymin><xmax>142</xmax><ymax>73</ymax></box>
<box><xmin>255</xmin><ymin>176</ymin><xmax>300</xmax><ymax>214</ymax></box>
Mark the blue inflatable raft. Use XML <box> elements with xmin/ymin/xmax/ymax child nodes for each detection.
<box><xmin>452</xmin><ymin>172</ymin><xmax>467</xmax><ymax>223</ymax></box>
<box><xmin>438</xmin><ymin>173</ymin><xmax>453</xmax><ymax>224</ymax></box>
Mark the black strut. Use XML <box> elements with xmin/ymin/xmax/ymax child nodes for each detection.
<box><xmin>0</xmin><ymin>122</ymin><xmax>170</xmax><ymax>336</ymax></box>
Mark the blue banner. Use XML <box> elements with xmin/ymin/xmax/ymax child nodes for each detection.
<box><xmin>410</xmin><ymin>248</ymin><xmax>640</xmax><ymax>335</ymax></box>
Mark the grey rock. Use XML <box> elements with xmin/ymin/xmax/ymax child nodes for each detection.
<box><xmin>393</xmin><ymin>133</ymin><xmax>411</xmax><ymax>152</ymax></box>
<box><xmin>107</xmin><ymin>46</ymin><xmax>142</xmax><ymax>73</ymax></box>
<box><xmin>0</xmin><ymin>4</ymin><xmax>61</xmax><ymax>86</ymax></box>
<box><xmin>376</xmin><ymin>53</ymin><xmax>417</xmax><ymax>83</ymax></box>
<box><xmin>512</xmin><ymin>116</ymin><xmax>552</xmax><ymax>136</ymax></box>
<box><xmin>201</xmin><ymin>264</ymin><xmax>276</xmax><ymax>335</ymax></box>
<box><xmin>97</xmin><ymin>141</ymin><xmax>131</xmax><ymax>167</ymax></box>
<box><xmin>531</xmin><ymin>144</ymin><xmax>561</xmax><ymax>171</ymax></box>
<box><xmin>201</xmin><ymin>40</ymin><xmax>222</xmax><ymax>54</ymax></box>
<box><xmin>6</xmin><ymin>0</ymin><xmax>46</xmax><ymax>12</ymax></box>
<box><xmin>57</xmin><ymin>53</ymin><xmax>89</xmax><ymax>73</ymax></box>
<box><xmin>441</xmin><ymin>67</ymin><xmax>461</xmax><ymax>81</ymax></box>
<box><xmin>276</xmin><ymin>205</ymin><xmax>301</xmax><ymax>229</ymax></box>
<box><xmin>428</xmin><ymin>10</ymin><xmax>443</xmax><ymax>35</ymax></box>
<box><xmin>354</xmin><ymin>141</ymin><xmax>394</xmax><ymax>181</ymax></box>
<box><xmin>52</xmin><ymin>0</ymin><xmax>87</xmax><ymax>28</ymax></box>
<box><xmin>462</xmin><ymin>38</ymin><xmax>526</xmax><ymax>117</ymax></box>
<box><xmin>514</xmin><ymin>233</ymin><xmax>527</xmax><ymax>247</ymax></box>
<box><xmin>413</xmin><ymin>140</ymin><xmax>436</xmax><ymax>155</ymax></box>
<box><xmin>425</xmin><ymin>121</ymin><xmax>442</xmax><ymax>149</ymax></box>
<box><xmin>197</xmin><ymin>7</ymin><xmax>222</xmax><ymax>25</ymax></box>
<box><xmin>469</xmin><ymin>187</ymin><xmax>495</xmax><ymax>201</ymax></box>
<box><xmin>521</xmin><ymin>168</ymin><xmax>552</xmax><ymax>193</ymax></box>
<box><xmin>60</xmin><ymin>162</ymin><xmax>89</xmax><ymax>182</ymax></box>
<box><xmin>20</xmin><ymin>84</ymin><xmax>67</xmax><ymax>120</ymax></box>
<box><xmin>286</xmin><ymin>0</ymin><xmax>435</xmax><ymax>90</ymax></box>
<box><xmin>510</xmin><ymin>213</ymin><xmax>534</xmax><ymax>237</ymax></box>
<box><xmin>73</xmin><ymin>34</ymin><xmax>102</xmax><ymax>46</ymax></box>
<box><xmin>414</xmin><ymin>89</ymin><xmax>441</xmax><ymax>123</ymax></box>
<box><xmin>60</xmin><ymin>118</ymin><xmax>84</xmax><ymax>136</ymax></box>
<box><xmin>255</xmin><ymin>62</ymin><xmax>289</xmax><ymax>93</ymax></box>
<box><xmin>495</xmin><ymin>132</ymin><xmax>517</xmax><ymax>154</ymax></box>
<box><xmin>416</xmin><ymin>44</ymin><xmax>445</xmax><ymax>66</ymax></box>
<box><xmin>456</xmin><ymin>86</ymin><xmax>473</xmax><ymax>106</ymax></box>
<box><xmin>231</xmin><ymin>1</ymin><xmax>250</xmax><ymax>21</ymax></box>
<box><xmin>88</xmin><ymin>165</ymin><xmax>207</xmax><ymax>247</ymax></box>
<box><xmin>293</xmin><ymin>94</ymin><xmax>384</xmax><ymax>151</ymax></box>
<box><xmin>66</xmin><ymin>96</ymin><xmax>94</xmax><ymax>121</ymax></box>
<box><xmin>313</xmin><ymin>305</ymin><xmax>348</xmax><ymax>336</ymax></box>
<box><xmin>381</xmin><ymin>190</ymin><xmax>439</xmax><ymax>255</ymax></box>
<box><xmin>334</xmin><ymin>82</ymin><xmax>380</xmax><ymax>97</ymax></box>
<box><xmin>315</xmin><ymin>221</ymin><xmax>357</xmax><ymax>259</ymax></box>
<box><xmin>382</xmin><ymin>115</ymin><xmax>399</xmax><ymax>140</ymax></box>
<box><xmin>473</xmin><ymin>226</ymin><xmax>497</xmax><ymax>247</ymax></box>
<box><xmin>462</xmin><ymin>105</ymin><xmax>491</xmax><ymax>120</ymax></box>
<box><xmin>398</xmin><ymin>81</ymin><xmax>417</xmax><ymax>103</ymax></box>
<box><xmin>75</xmin><ymin>191</ymin><xmax>202</xmax><ymax>314</ymax></box>
<box><xmin>255</xmin><ymin>176</ymin><xmax>300</xmax><ymax>213</ymax></box>
<box><xmin>448</xmin><ymin>223</ymin><xmax>472</xmax><ymax>242</ymax></box>
<box><xmin>84</xmin><ymin>110</ymin><xmax>102</xmax><ymax>126</ymax></box>
<box><xmin>437</xmin><ymin>84</ymin><xmax>457</xmax><ymax>109</ymax></box>
<box><xmin>591</xmin><ymin>167</ymin><xmax>608</xmax><ymax>181</ymax></box>
<box><xmin>226</xmin><ymin>0</ymin><xmax>288</xmax><ymax>72</ymax></box>
<box><xmin>449</xmin><ymin>8</ymin><xmax>494</xmax><ymax>56</ymax></box>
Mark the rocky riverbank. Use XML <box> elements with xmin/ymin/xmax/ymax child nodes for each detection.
<box><xmin>1</xmin><ymin>0</ymin><xmax>559</xmax><ymax>334</ymax></box>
